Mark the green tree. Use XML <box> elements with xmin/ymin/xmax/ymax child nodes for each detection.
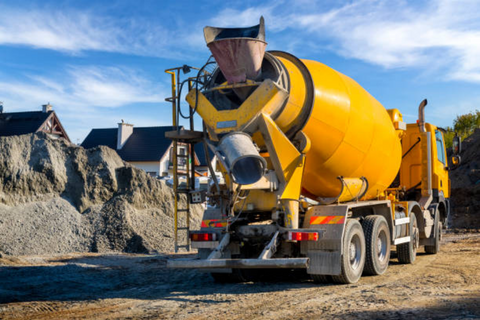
<box><xmin>453</xmin><ymin>110</ymin><xmax>480</xmax><ymax>137</ymax></box>
<box><xmin>444</xmin><ymin>110</ymin><xmax>480</xmax><ymax>150</ymax></box>
<box><xmin>444</xmin><ymin>126</ymin><xmax>455</xmax><ymax>150</ymax></box>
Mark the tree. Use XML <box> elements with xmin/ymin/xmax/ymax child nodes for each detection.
<box><xmin>443</xmin><ymin>110</ymin><xmax>480</xmax><ymax>150</ymax></box>
<box><xmin>443</xmin><ymin>126</ymin><xmax>455</xmax><ymax>150</ymax></box>
<box><xmin>453</xmin><ymin>110</ymin><xmax>480</xmax><ymax>137</ymax></box>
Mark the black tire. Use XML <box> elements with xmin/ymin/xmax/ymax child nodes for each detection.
<box><xmin>397</xmin><ymin>212</ymin><xmax>419</xmax><ymax>264</ymax></box>
<box><xmin>425</xmin><ymin>220</ymin><xmax>442</xmax><ymax>254</ymax></box>
<box><xmin>362</xmin><ymin>215</ymin><xmax>391</xmax><ymax>276</ymax></box>
<box><xmin>311</xmin><ymin>274</ymin><xmax>332</xmax><ymax>284</ymax></box>
<box><xmin>331</xmin><ymin>219</ymin><xmax>366</xmax><ymax>284</ymax></box>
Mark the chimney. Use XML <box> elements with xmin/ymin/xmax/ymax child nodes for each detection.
<box><xmin>42</xmin><ymin>103</ymin><xmax>53</xmax><ymax>113</ymax></box>
<box><xmin>117</xmin><ymin>120</ymin><xmax>133</xmax><ymax>149</ymax></box>
<box><xmin>0</xmin><ymin>101</ymin><xmax>3</xmax><ymax>114</ymax></box>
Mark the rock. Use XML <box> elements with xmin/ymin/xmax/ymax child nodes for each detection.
<box><xmin>449</xmin><ymin>128</ymin><xmax>480</xmax><ymax>228</ymax></box>
<box><xmin>0</xmin><ymin>133</ymin><xmax>203</xmax><ymax>255</ymax></box>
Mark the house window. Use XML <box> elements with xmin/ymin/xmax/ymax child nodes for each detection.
<box><xmin>435</xmin><ymin>130</ymin><xmax>445</xmax><ymax>165</ymax></box>
<box><xmin>178</xmin><ymin>147</ymin><xmax>187</xmax><ymax>167</ymax></box>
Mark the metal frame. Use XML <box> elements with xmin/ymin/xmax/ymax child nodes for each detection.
<box><xmin>167</xmin><ymin>231</ymin><xmax>309</xmax><ymax>269</ymax></box>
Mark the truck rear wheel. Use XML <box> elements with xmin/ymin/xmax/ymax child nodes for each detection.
<box><xmin>425</xmin><ymin>220</ymin><xmax>442</xmax><ymax>254</ymax></box>
<box><xmin>331</xmin><ymin>219</ymin><xmax>366</xmax><ymax>284</ymax></box>
<box><xmin>362</xmin><ymin>215</ymin><xmax>391</xmax><ymax>276</ymax></box>
<box><xmin>397</xmin><ymin>212</ymin><xmax>419</xmax><ymax>264</ymax></box>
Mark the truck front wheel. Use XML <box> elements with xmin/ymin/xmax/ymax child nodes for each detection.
<box><xmin>331</xmin><ymin>219</ymin><xmax>366</xmax><ymax>284</ymax></box>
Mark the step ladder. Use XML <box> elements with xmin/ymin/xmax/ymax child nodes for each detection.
<box><xmin>165</xmin><ymin>66</ymin><xmax>204</xmax><ymax>252</ymax></box>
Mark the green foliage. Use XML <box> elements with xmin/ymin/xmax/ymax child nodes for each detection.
<box><xmin>444</xmin><ymin>127</ymin><xmax>455</xmax><ymax>150</ymax></box>
<box><xmin>444</xmin><ymin>110</ymin><xmax>480</xmax><ymax>150</ymax></box>
<box><xmin>453</xmin><ymin>110</ymin><xmax>480</xmax><ymax>137</ymax></box>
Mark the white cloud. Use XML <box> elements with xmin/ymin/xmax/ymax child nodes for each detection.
<box><xmin>0</xmin><ymin>8</ymin><xmax>116</xmax><ymax>52</ymax></box>
<box><xmin>0</xmin><ymin>67</ymin><xmax>164</xmax><ymax>109</ymax></box>
<box><xmin>0</xmin><ymin>66</ymin><xmax>167</xmax><ymax>142</ymax></box>
<box><xmin>211</xmin><ymin>0</ymin><xmax>480</xmax><ymax>83</ymax></box>
<box><xmin>0</xmin><ymin>5</ymin><xmax>191</xmax><ymax>58</ymax></box>
<box><xmin>67</xmin><ymin>66</ymin><xmax>164</xmax><ymax>107</ymax></box>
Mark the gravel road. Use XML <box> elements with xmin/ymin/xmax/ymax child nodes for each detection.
<box><xmin>1</xmin><ymin>232</ymin><xmax>479</xmax><ymax>320</ymax></box>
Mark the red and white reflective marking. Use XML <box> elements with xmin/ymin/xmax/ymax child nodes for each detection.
<box><xmin>190</xmin><ymin>233</ymin><xmax>217</xmax><ymax>241</ymax></box>
<box><xmin>288</xmin><ymin>231</ymin><xmax>319</xmax><ymax>241</ymax></box>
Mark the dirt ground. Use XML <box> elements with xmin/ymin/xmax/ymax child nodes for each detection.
<box><xmin>1</xmin><ymin>232</ymin><xmax>479</xmax><ymax>320</ymax></box>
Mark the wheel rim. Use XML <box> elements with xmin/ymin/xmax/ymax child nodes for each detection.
<box><xmin>349</xmin><ymin>234</ymin><xmax>362</xmax><ymax>270</ymax></box>
<box><xmin>377</xmin><ymin>230</ymin><xmax>388</xmax><ymax>262</ymax></box>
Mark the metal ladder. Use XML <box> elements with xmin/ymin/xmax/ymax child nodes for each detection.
<box><xmin>165</xmin><ymin>66</ymin><xmax>203</xmax><ymax>252</ymax></box>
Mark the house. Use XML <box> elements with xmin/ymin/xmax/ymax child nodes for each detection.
<box><xmin>0</xmin><ymin>103</ymin><xmax>70</xmax><ymax>142</ymax></box>
<box><xmin>81</xmin><ymin>122</ymin><xmax>215</xmax><ymax>177</ymax></box>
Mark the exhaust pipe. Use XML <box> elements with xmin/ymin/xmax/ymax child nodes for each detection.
<box><xmin>217</xmin><ymin>132</ymin><xmax>266</xmax><ymax>185</ymax></box>
<box><xmin>417</xmin><ymin>99</ymin><xmax>427</xmax><ymax>133</ymax></box>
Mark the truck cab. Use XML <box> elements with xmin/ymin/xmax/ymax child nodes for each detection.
<box><xmin>400</xmin><ymin>122</ymin><xmax>450</xmax><ymax>227</ymax></box>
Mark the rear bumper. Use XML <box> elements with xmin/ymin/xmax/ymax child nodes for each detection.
<box><xmin>167</xmin><ymin>257</ymin><xmax>309</xmax><ymax>269</ymax></box>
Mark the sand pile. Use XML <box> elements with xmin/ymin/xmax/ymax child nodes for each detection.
<box><xmin>0</xmin><ymin>133</ymin><xmax>203</xmax><ymax>256</ymax></box>
<box><xmin>449</xmin><ymin>128</ymin><xmax>480</xmax><ymax>228</ymax></box>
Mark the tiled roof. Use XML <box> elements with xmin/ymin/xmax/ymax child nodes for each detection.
<box><xmin>82</xmin><ymin>126</ymin><xmax>215</xmax><ymax>165</ymax></box>
<box><xmin>81</xmin><ymin>126</ymin><xmax>176</xmax><ymax>162</ymax></box>
<box><xmin>0</xmin><ymin>111</ymin><xmax>52</xmax><ymax>136</ymax></box>
<box><xmin>81</xmin><ymin>128</ymin><xmax>117</xmax><ymax>150</ymax></box>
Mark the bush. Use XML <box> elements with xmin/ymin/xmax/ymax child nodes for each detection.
<box><xmin>444</xmin><ymin>110</ymin><xmax>480</xmax><ymax>150</ymax></box>
<box><xmin>454</xmin><ymin>110</ymin><xmax>480</xmax><ymax>137</ymax></box>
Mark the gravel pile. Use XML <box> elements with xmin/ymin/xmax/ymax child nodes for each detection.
<box><xmin>449</xmin><ymin>128</ymin><xmax>480</xmax><ymax>228</ymax></box>
<box><xmin>0</xmin><ymin>133</ymin><xmax>203</xmax><ymax>256</ymax></box>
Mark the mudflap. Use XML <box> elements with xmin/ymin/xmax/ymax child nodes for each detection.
<box><xmin>420</xmin><ymin>204</ymin><xmax>439</xmax><ymax>246</ymax></box>
<box><xmin>301</xmin><ymin>205</ymin><xmax>349</xmax><ymax>275</ymax></box>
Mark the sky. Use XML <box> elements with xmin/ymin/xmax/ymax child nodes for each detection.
<box><xmin>1</xmin><ymin>0</ymin><xmax>480</xmax><ymax>143</ymax></box>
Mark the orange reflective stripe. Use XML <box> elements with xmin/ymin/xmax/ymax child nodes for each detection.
<box><xmin>310</xmin><ymin>216</ymin><xmax>345</xmax><ymax>225</ymax></box>
<box><xmin>310</xmin><ymin>216</ymin><xmax>321</xmax><ymax>224</ymax></box>
<box><xmin>201</xmin><ymin>219</ymin><xmax>227</xmax><ymax>228</ymax></box>
<box><xmin>329</xmin><ymin>216</ymin><xmax>345</xmax><ymax>224</ymax></box>
<box><xmin>310</xmin><ymin>216</ymin><xmax>328</xmax><ymax>224</ymax></box>
<box><xmin>321</xmin><ymin>216</ymin><xmax>336</xmax><ymax>224</ymax></box>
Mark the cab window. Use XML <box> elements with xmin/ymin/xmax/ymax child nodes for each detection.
<box><xmin>435</xmin><ymin>130</ymin><xmax>445</xmax><ymax>165</ymax></box>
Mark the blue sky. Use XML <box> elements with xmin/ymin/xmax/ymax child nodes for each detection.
<box><xmin>1</xmin><ymin>0</ymin><xmax>480</xmax><ymax>143</ymax></box>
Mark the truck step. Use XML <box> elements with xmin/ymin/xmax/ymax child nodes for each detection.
<box><xmin>394</xmin><ymin>217</ymin><xmax>410</xmax><ymax>225</ymax></box>
<box><xmin>394</xmin><ymin>236</ymin><xmax>411</xmax><ymax>245</ymax></box>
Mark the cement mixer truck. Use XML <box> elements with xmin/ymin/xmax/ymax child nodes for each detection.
<box><xmin>166</xmin><ymin>18</ymin><xmax>461</xmax><ymax>284</ymax></box>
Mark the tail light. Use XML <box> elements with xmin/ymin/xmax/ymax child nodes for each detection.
<box><xmin>288</xmin><ymin>231</ymin><xmax>319</xmax><ymax>241</ymax></box>
<box><xmin>190</xmin><ymin>233</ymin><xmax>217</xmax><ymax>241</ymax></box>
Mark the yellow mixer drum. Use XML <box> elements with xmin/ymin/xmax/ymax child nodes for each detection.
<box><xmin>270</xmin><ymin>52</ymin><xmax>402</xmax><ymax>200</ymax></box>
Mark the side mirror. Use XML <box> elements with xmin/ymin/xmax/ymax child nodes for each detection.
<box><xmin>449</xmin><ymin>155</ymin><xmax>461</xmax><ymax>170</ymax></box>
<box><xmin>452</xmin><ymin>135</ymin><xmax>462</xmax><ymax>155</ymax></box>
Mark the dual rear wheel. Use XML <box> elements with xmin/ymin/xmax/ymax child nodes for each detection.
<box><xmin>333</xmin><ymin>216</ymin><xmax>391</xmax><ymax>284</ymax></box>
<box><xmin>313</xmin><ymin>215</ymin><xmax>398</xmax><ymax>284</ymax></box>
